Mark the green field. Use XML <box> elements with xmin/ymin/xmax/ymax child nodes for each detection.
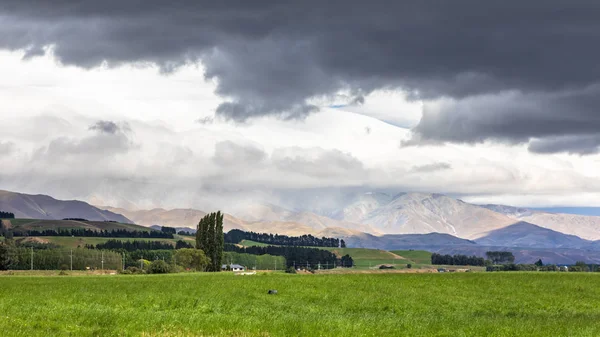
<box><xmin>235</xmin><ymin>243</ymin><xmax>435</xmax><ymax>269</ymax></box>
<box><xmin>1</xmin><ymin>273</ymin><xmax>599</xmax><ymax>336</ymax></box>
<box><xmin>391</xmin><ymin>250</ymin><xmax>433</xmax><ymax>265</ymax></box>
<box><xmin>239</xmin><ymin>239</ymin><xmax>272</xmax><ymax>247</ymax></box>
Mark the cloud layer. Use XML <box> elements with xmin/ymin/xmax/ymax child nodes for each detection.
<box><xmin>2</xmin><ymin>2</ymin><xmax>600</xmax><ymax>154</ymax></box>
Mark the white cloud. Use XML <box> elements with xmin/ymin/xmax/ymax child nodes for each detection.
<box><xmin>2</xmin><ymin>51</ymin><xmax>600</xmax><ymax>208</ymax></box>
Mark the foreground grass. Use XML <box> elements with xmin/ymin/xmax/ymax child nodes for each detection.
<box><xmin>1</xmin><ymin>273</ymin><xmax>600</xmax><ymax>336</ymax></box>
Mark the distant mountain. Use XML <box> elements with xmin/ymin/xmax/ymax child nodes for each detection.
<box><xmin>104</xmin><ymin>207</ymin><xmax>207</xmax><ymax>228</ymax></box>
<box><xmin>0</xmin><ymin>190</ymin><xmax>131</xmax><ymax>223</ymax></box>
<box><xmin>482</xmin><ymin>204</ymin><xmax>600</xmax><ymax>240</ymax></box>
<box><xmin>475</xmin><ymin>222</ymin><xmax>599</xmax><ymax>250</ymax></box>
<box><xmin>102</xmin><ymin>206</ymin><xmax>329</xmax><ymax>236</ymax></box>
<box><xmin>232</xmin><ymin>203</ymin><xmax>380</xmax><ymax>234</ymax></box>
<box><xmin>342</xmin><ymin>231</ymin><xmax>476</xmax><ymax>251</ymax></box>
<box><xmin>331</xmin><ymin>192</ymin><xmax>515</xmax><ymax>239</ymax></box>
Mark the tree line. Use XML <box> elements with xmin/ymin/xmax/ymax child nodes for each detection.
<box><xmin>0</xmin><ymin>211</ymin><xmax>15</xmax><ymax>219</ymax></box>
<box><xmin>485</xmin><ymin>251</ymin><xmax>515</xmax><ymax>264</ymax></box>
<box><xmin>224</xmin><ymin>244</ymin><xmax>353</xmax><ymax>268</ymax></box>
<box><xmin>431</xmin><ymin>253</ymin><xmax>485</xmax><ymax>266</ymax></box>
<box><xmin>224</xmin><ymin>229</ymin><xmax>344</xmax><ymax>248</ymax></box>
<box><xmin>196</xmin><ymin>211</ymin><xmax>224</xmax><ymax>272</ymax></box>
<box><xmin>0</xmin><ymin>245</ymin><xmax>123</xmax><ymax>270</ymax></box>
<box><xmin>13</xmin><ymin>228</ymin><xmax>174</xmax><ymax>239</ymax></box>
<box><xmin>486</xmin><ymin>261</ymin><xmax>600</xmax><ymax>272</ymax></box>
<box><xmin>86</xmin><ymin>239</ymin><xmax>193</xmax><ymax>251</ymax></box>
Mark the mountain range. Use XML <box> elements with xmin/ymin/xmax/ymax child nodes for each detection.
<box><xmin>5</xmin><ymin>188</ymin><xmax>600</xmax><ymax>263</ymax></box>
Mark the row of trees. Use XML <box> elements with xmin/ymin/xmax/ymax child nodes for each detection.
<box><xmin>431</xmin><ymin>253</ymin><xmax>485</xmax><ymax>266</ymax></box>
<box><xmin>0</xmin><ymin>244</ymin><xmax>123</xmax><ymax>270</ymax></box>
<box><xmin>485</xmin><ymin>251</ymin><xmax>515</xmax><ymax>264</ymax></box>
<box><xmin>224</xmin><ymin>229</ymin><xmax>344</xmax><ymax>248</ymax></box>
<box><xmin>196</xmin><ymin>212</ymin><xmax>224</xmax><ymax>272</ymax></box>
<box><xmin>160</xmin><ymin>226</ymin><xmax>177</xmax><ymax>235</ymax></box>
<box><xmin>13</xmin><ymin>228</ymin><xmax>174</xmax><ymax>239</ymax></box>
<box><xmin>0</xmin><ymin>211</ymin><xmax>15</xmax><ymax>219</ymax></box>
<box><xmin>486</xmin><ymin>261</ymin><xmax>600</xmax><ymax>272</ymax></box>
<box><xmin>87</xmin><ymin>239</ymin><xmax>193</xmax><ymax>251</ymax></box>
<box><xmin>224</xmin><ymin>244</ymin><xmax>353</xmax><ymax>268</ymax></box>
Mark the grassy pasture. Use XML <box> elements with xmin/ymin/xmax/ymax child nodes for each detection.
<box><xmin>391</xmin><ymin>250</ymin><xmax>433</xmax><ymax>264</ymax></box>
<box><xmin>1</xmin><ymin>272</ymin><xmax>599</xmax><ymax>336</ymax></box>
<box><xmin>239</xmin><ymin>239</ymin><xmax>272</xmax><ymax>247</ymax></box>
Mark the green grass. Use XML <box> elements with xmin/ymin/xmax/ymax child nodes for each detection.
<box><xmin>391</xmin><ymin>250</ymin><xmax>433</xmax><ymax>264</ymax></box>
<box><xmin>239</xmin><ymin>239</ymin><xmax>272</xmax><ymax>247</ymax></box>
<box><xmin>1</xmin><ymin>273</ymin><xmax>600</xmax><ymax>336</ymax></box>
<box><xmin>320</xmin><ymin>247</ymin><xmax>413</xmax><ymax>269</ymax></box>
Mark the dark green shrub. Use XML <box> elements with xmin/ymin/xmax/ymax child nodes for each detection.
<box><xmin>149</xmin><ymin>260</ymin><xmax>170</xmax><ymax>274</ymax></box>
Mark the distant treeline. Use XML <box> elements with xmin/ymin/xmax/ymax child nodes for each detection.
<box><xmin>160</xmin><ymin>227</ymin><xmax>177</xmax><ymax>235</ymax></box>
<box><xmin>485</xmin><ymin>251</ymin><xmax>515</xmax><ymax>264</ymax></box>
<box><xmin>0</xmin><ymin>246</ymin><xmax>122</xmax><ymax>270</ymax></box>
<box><xmin>224</xmin><ymin>229</ymin><xmax>344</xmax><ymax>248</ymax></box>
<box><xmin>63</xmin><ymin>218</ymin><xmax>89</xmax><ymax>221</ymax></box>
<box><xmin>431</xmin><ymin>253</ymin><xmax>485</xmax><ymax>266</ymax></box>
<box><xmin>88</xmin><ymin>239</ymin><xmax>193</xmax><ymax>251</ymax></box>
<box><xmin>487</xmin><ymin>261</ymin><xmax>600</xmax><ymax>272</ymax></box>
<box><xmin>224</xmin><ymin>244</ymin><xmax>353</xmax><ymax>268</ymax></box>
<box><xmin>0</xmin><ymin>211</ymin><xmax>15</xmax><ymax>219</ymax></box>
<box><xmin>13</xmin><ymin>229</ymin><xmax>174</xmax><ymax>239</ymax></box>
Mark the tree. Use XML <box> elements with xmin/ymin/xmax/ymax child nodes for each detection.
<box><xmin>148</xmin><ymin>260</ymin><xmax>171</xmax><ymax>274</ymax></box>
<box><xmin>485</xmin><ymin>251</ymin><xmax>515</xmax><ymax>265</ymax></box>
<box><xmin>534</xmin><ymin>259</ymin><xmax>544</xmax><ymax>267</ymax></box>
<box><xmin>340</xmin><ymin>239</ymin><xmax>346</xmax><ymax>248</ymax></box>
<box><xmin>174</xmin><ymin>248</ymin><xmax>210</xmax><ymax>271</ymax></box>
<box><xmin>161</xmin><ymin>226</ymin><xmax>177</xmax><ymax>235</ymax></box>
<box><xmin>0</xmin><ymin>243</ymin><xmax>10</xmax><ymax>270</ymax></box>
<box><xmin>340</xmin><ymin>254</ymin><xmax>354</xmax><ymax>268</ymax></box>
<box><xmin>196</xmin><ymin>211</ymin><xmax>225</xmax><ymax>272</ymax></box>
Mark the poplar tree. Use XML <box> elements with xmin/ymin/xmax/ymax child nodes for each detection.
<box><xmin>196</xmin><ymin>211</ymin><xmax>225</xmax><ymax>272</ymax></box>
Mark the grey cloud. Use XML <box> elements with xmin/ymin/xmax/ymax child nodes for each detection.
<box><xmin>89</xmin><ymin>120</ymin><xmax>120</xmax><ymax>134</ymax></box>
<box><xmin>196</xmin><ymin>116</ymin><xmax>214</xmax><ymax>125</ymax></box>
<box><xmin>412</xmin><ymin>162</ymin><xmax>452</xmax><ymax>173</ymax></box>
<box><xmin>213</xmin><ymin>140</ymin><xmax>266</xmax><ymax>166</ymax></box>
<box><xmin>2</xmin><ymin>2</ymin><xmax>600</xmax><ymax>121</ymax></box>
<box><xmin>407</xmin><ymin>86</ymin><xmax>600</xmax><ymax>154</ymax></box>
<box><xmin>272</xmin><ymin>147</ymin><xmax>366</xmax><ymax>179</ymax></box>
<box><xmin>528</xmin><ymin>135</ymin><xmax>600</xmax><ymax>155</ymax></box>
<box><xmin>40</xmin><ymin>120</ymin><xmax>134</xmax><ymax>159</ymax></box>
<box><xmin>0</xmin><ymin>141</ymin><xmax>15</xmax><ymax>155</ymax></box>
<box><xmin>3</xmin><ymin>2</ymin><xmax>600</xmax><ymax>153</ymax></box>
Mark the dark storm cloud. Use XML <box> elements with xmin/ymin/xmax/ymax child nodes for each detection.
<box><xmin>406</xmin><ymin>86</ymin><xmax>600</xmax><ymax>154</ymax></box>
<box><xmin>2</xmin><ymin>1</ymin><xmax>600</xmax><ymax>151</ymax></box>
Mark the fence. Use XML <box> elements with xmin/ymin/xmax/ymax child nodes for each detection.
<box><xmin>6</xmin><ymin>248</ymin><xmax>123</xmax><ymax>270</ymax></box>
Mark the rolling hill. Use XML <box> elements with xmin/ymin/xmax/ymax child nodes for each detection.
<box><xmin>474</xmin><ymin>222</ymin><xmax>600</xmax><ymax>250</ymax></box>
<box><xmin>0</xmin><ymin>190</ymin><xmax>131</xmax><ymax>223</ymax></box>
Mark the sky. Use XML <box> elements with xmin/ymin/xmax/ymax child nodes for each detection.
<box><xmin>2</xmin><ymin>2</ymin><xmax>600</xmax><ymax>210</ymax></box>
